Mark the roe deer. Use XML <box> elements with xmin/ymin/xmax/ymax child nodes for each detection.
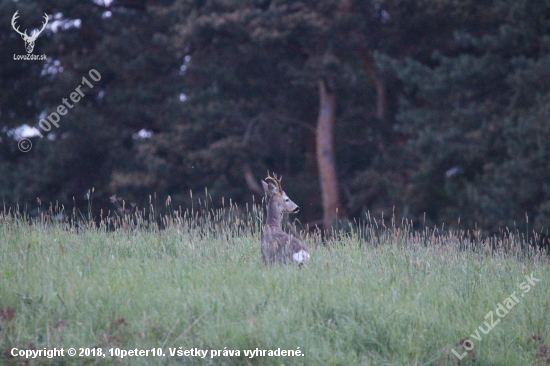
<box><xmin>261</xmin><ymin>172</ymin><xmax>310</xmax><ymax>265</ymax></box>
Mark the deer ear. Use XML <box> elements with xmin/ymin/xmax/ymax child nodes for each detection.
<box><xmin>268</xmin><ymin>182</ymin><xmax>279</xmax><ymax>195</ymax></box>
<box><xmin>262</xmin><ymin>180</ymin><xmax>279</xmax><ymax>196</ymax></box>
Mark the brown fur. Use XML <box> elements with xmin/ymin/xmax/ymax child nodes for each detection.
<box><xmin>261</xmin><ymin>173</ymin><xmax>309</xmax><ymax>265</ymax></box>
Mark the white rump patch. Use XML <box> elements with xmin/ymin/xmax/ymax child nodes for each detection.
<box><xmin>293</xmin><ymin>250</ymin><xmax>310</xmax><ymax>264</ymax></box>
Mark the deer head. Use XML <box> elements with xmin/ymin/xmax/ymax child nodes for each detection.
<box><xmin>12</xmin><ymin>11</ymin><xmax>48</xmax><ymax>54</ymax></box>
<box><xmin>262</xmin><ymin>172</ymin><xmax>299</xmax><ymax>215</ymax></box>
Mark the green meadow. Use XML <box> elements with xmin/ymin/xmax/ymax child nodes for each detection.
<box><xmin>0</xmin><ymin>203</ymin><xmax>549</xmax><ymax>365</ymax></box>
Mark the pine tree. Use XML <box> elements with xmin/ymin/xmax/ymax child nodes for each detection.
<box><xmin>390</xmin><ymin>0</ymin><xmax>550</xmax><ymax>232</ymax></box>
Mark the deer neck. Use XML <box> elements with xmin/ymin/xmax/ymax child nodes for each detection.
<box><xmin>265</xmin><ymin>198</ymin><xmax>283</xmax><ymax>229</ymax></box>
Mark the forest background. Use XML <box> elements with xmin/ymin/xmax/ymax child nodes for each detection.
<box><xmin>2</xmin><ymin>0</ymin><xmax>550</xmax><ymax>235</ymax></box>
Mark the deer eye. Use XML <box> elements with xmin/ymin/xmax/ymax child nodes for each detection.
<box><xmin>284</xmin><ymin>198</ymin><xmax>289</xmax><ymax>202</ymax></box>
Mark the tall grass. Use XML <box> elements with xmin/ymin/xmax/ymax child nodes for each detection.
<box><xmin>0</xmin><ymin>197</ymin><xmax>549</xmax><ymax>365</ymax></box>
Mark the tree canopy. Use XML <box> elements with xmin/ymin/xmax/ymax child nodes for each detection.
<box><xmin>1</xmin><ymin>0</ymin><xmax>549</xmax><ymax>235</ymax></box>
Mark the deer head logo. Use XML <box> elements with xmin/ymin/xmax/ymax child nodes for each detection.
<box><xmin>11</xmin><ymin>11</ymin><xmax>48</xmax><ymax>54</ymax></box>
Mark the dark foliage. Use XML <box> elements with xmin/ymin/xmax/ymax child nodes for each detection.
<box><xmin>1</xmin><ymin>0</ymin><xmax>549</xmax><ymax>234</ymax></box>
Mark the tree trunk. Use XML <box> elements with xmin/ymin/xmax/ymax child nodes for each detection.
<box><xmin>243</xmin><ymin>162</ymin><xmax>263</xmax><ymax>195</ymax></box>
<box><xmin>359</xmin><ymin>47</ymin><xmax>386</xmax><ymax>120</ymax></box>
<box><xmin>316</xmin><ymin>78</ymin><xmax>340</xmax><ymax>234</ymax></box>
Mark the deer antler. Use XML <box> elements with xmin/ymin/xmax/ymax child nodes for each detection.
<box><xmin>28</xmin><ymin>13</ymin><xmax>48</xmax><ymax>41</ymax></box>
<box><xmin>265</xmin><ymin>171</ymin><xmax>283</xmax><ymax>193</ymax></box>
<box><xmin>11</xmin><ymin>11</ymin><xmax>28</xmax><ymax>38</ymax></box>
<box><xmin>11</xmin><ymin>11</ymin><xmax>48</xmax><ymax>41</ymax></box>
